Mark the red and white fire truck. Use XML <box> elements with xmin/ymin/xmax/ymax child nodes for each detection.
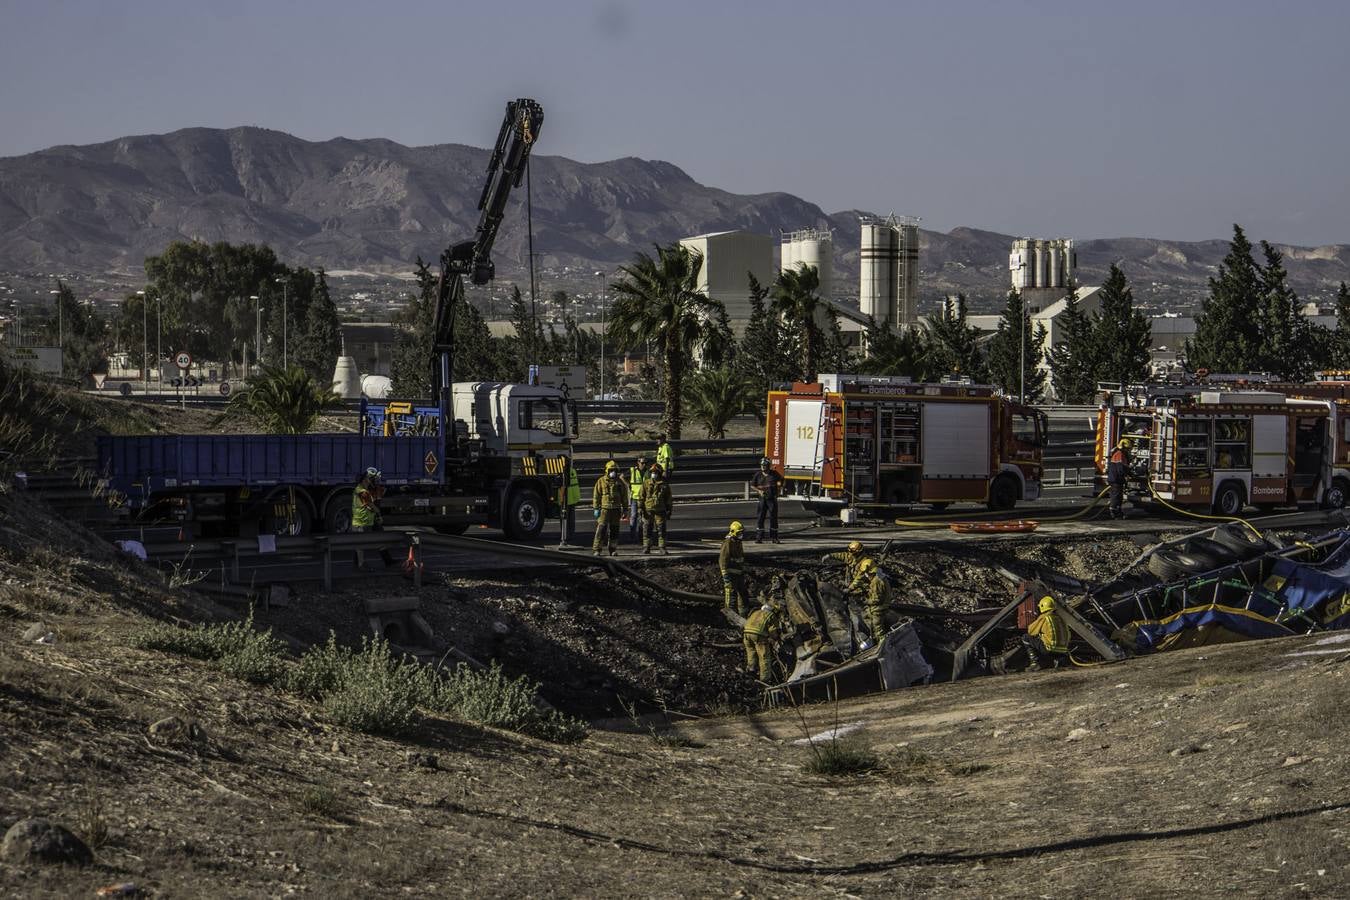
<box><xmin>764</xmin><ymin>375</ymin><xmax>1047</xmax><ymax>517</ymax></box>
<box><xmin>1095</xmin><ymin>391</ymin><xmax>1350</xmax><ymax>514</ymax></box>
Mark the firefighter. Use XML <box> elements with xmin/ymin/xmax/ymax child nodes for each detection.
<box><xmin>720</xmin><ymin>520</ymin><xmax>750</xmax><ymax>615</ymax></box>
<box><xmin>351</xmin><ymin>467</ymin><xmax>395</xmax><ymax>568</ymax></box>
<box><xmin>1023</xmin><ymin>595</ymin><xmax>1071</xmax><ymax>668</ymax></box>
<box><xmin>625</xmin><ymin>456</ymin><xmax>650</xmax><ymax>543</ymax></box>
<box><xmin>642</xmin><ymin>463</ymin><xmax>672</xmax><ymax>555</ymax></box>
<box><xmin>656</xmin><ymin>434</ymin><xmax>675</xmax><ymax>480</ymax></box>
<box><xmin>592</xmin><ymin>460</ymin><xmax>629</xmax><ymax>556</ymax></box>
<box><xmin>1106</xmin><ymin>437</ymin><xmax>1132</xmax><ymax>520</ymax></box>
<box><xmin>821</xmin><ymin>540</ymin><xmax>866</xmax><ymax>588</ymax></box>
<box><xmin>742</xmin><ymin>590</ymin><xmax>789</xmax><ymax>683</ymax></box>
<box><xmin>751</xmin><ymin>457</ymin><xmax>783</xmax><ymax>543</ymax></box>
<box><xmin>857</xmin><ymin>558</ymin><xmax>892</xmax><ymax>641</ymax></box>
<box><xmin>557</xmin><ymin>457</ymin><xmax>582</xmax><ymax>549</ymax></box>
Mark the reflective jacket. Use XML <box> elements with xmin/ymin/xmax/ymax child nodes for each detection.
<box><xmin>351</xmin><ymin>480</ymin><xmax>379</xmax><ymax>528</ymax></box>
<box><xmin>628</xmin><ymin>466</ymin><xmax>646</xmax><ymax>502</ymax></box>
<box><xmin>1028</xmin><ymin>610</ymin><xmax>1070</xmax><ymax>653</ymax></box>
<box><xmin>827</xmin><ymin>550</ymin><xmax>865</xmax><ymax>585</ymax></box>
<box><xmin>564</xmin><ymin>466</ymin><xmax>581</xmax><ymax>507</ymax></box>
<box><xmin>592</xmin><ymin>474</ymin><xmax>629</xmax><ymax>511</ymax></box>
<box><xmin>743</xmin><ymin>604</ymin><xmax>787</xmax><ymax>640</ymax></box>
<box><xmin>1106</xmin><ymin>448</ymin><xmax>1129</xmax><ymax>486</ymax></box>
<box><xmin>656</xmin><ymin>442</ymin><xmax>675</xmax><ymax>474</ymax></box>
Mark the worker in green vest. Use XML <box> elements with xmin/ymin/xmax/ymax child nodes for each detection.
<box><xmin>655</xmin><ymin>434</ymin><xmax>675</xmax><ymax>480</ymax></box>
<box><xmin>624</xmin><ymin>456</ymin><xmax>650</xmax><ymax>544</ymax></box>
<box><xmin>351</xmin><ymin>467</ymin><xmax>394</xmax><ymax>568</ymax></box>
<box><xmin>558</xmin><ymin>457</ymin><xmax>582</xmax><ymax>549</ymax></box>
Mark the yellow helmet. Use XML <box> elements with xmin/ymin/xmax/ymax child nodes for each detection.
<box><xmin>1038</xmin><ymin>595</ymin><xmax>1055</xmax><ymax>614</ymax></box>
<box><xmin>1117</xmin><ymin>437</ymin><xmax>1133</xmax><ymax>449</ymax></box>
<box><xmin>848</xmin><ymin>540</ymin><xmax>863</xmax><ymax>554</ymax></box>
<box><xmin>729</xmin><ymin>521</ymin><xmax>744</xmax><ymax>537</ymax></box>
<box><xmin>604</xmin><ymin>460</ymin><xmax>618</xmax><ymax>471</ymax></box>
<box><xmin>859</xmin><ymin>558</ymin><xmax>878</xmax><ymax>575</ymax></box>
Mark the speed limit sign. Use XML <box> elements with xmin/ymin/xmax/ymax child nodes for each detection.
<box><xmin>174</xmin><ymin>350</ymin><xmax>193</xmax><ymax>370</ymax></box>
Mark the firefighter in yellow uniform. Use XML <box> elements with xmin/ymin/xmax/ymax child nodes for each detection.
<box><xmin>592</xmin><ymin>460</ymin><xmax>629</xmax><ymax>556</ymax></box>
<box><xmin>642</xmin><ymin>464</ymin><xmax>672</xmax><ymax>554</ymax></box>
<box><xmin>822</xmin><ymin>540</ymin><xmax>866</xmax><ymax>589</ymax></box>
<box><xmin>742</xmin><ymin>593</ymin><xmax>789</xmax><ymax>683</ymax></box>
<box><xmin>719</xmin><ymin>521</ymin><xmax>749</xmax><ymax>615</ymax></box>
<box><xmin>857</xmin><ymin>558</ymin><xmax>892</xmax><ymax>641</ymax></box>
<box><xmin>1023</xmin><ymin>595</ymin><xmax>1071</xmax><ymax>668</ymax></box>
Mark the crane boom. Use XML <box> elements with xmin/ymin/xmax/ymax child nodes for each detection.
<box><xmin>430</xmin><ymin>98</ymin><xmax>544</xmax><ymax>428</ymax></box>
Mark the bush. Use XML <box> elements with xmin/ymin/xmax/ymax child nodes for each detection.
<box><xmin>292</xmin><ymin>635</ymin><xmax>427</xmax><ymax>736</ymax></box>
<box><xmin>428</xmin><ymin>663</ymin><xmax>587</xmax><ymax>743</ymax></box>
<box><xmin>131</xmin><ymin>612</ymin><xmax>285</xmax><ymax>685</ymax></box>
<box><xmin>299</xmin><ymin>785</ymin><xmax>344</xmax><ymax>819</ymax></box>
<box><xmin>802</xmin><ymin>738</ymin><xmax>879</xmax><ymax>777</ymax></box>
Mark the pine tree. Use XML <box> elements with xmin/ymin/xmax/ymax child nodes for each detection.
<box><xmin>291</xmin><ymin>270</ymin><xmax>342</xmax><ymax>382</ymax></box>
<box><xmin>926</xmin><ymin>295</ymin><xmax>988</xmax><ymax>382</ymax></box>
<box><xmin>984</xmin><ymin>289</ymin><xmax>1046</xmax><ymax>401</ymax></box>
<box><xmin>1187</xmin><ymin>224</ymin><xmax>1263</xmax><ymax>372</ymax></box>
<box><xmin>1091</xmin><ymin>264</ymin><xmax>1153</xmax><ymax>390</ymax></box>
<box><xmin>1334</xmin><ymin>282</ymin><xmax>1350</xmax><ymax>369</ymax></box>
<box><xmin>45</xmin><ymin>279</ymin><xmax>107</xmax><ymax>378</ymax></box>
<box><xmin>737</xmin><ymin>273</ymin><xmax>796</xmax><ymax>392</ymax></box>
<box><xmin>1046</xmin><ymin>284</ymin><xmax>1096</xmax><ymax>402</ymax></box>
<box><xmin>1254</xmin><ymin>241</ymin><xmax>1316</xmax><ymax>380</ymax></box>
<box><xmin>389</xmin><ymin>259</ymin><xmax>437</xmax><ymax>396</ymax></box>
<box><xmin>859</xmin><ymin>318</ymin><xmax>935</xmax><ymax>380</ymax></box>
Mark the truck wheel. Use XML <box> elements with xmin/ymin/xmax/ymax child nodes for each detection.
<box><xmin>324</xmin><ymin>491</ymin><xmax>354</xmax><ymax>534</ymax></box>
<box><xmin>986</xmin><ymin>475</ymin><xmax>1019</xmax><ymax>512</ymax></box>
<box><xmin>260</xmin><ymin>490</ymin><xmax>312</xmax><ymax>536</ymax></box>
<box><xmin>1323</xmin><ymin>477</ymin><xmax>1350</xmax><ymax>510</ymax></box>
<box><xmin>1212</xmin><ymin>481</ymin><xmax>1245</xmax><ymax>517</ymax></box>
<box><xmin>504</xmin><ymin>490</ymin><xmax>545</xmax><ymax>541</ymax></box>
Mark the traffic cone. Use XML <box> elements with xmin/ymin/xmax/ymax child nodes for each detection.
<box><xmin>401</xmin><ymin>545</ymin><xmax>423</xmax><ymax>575</ymax></box>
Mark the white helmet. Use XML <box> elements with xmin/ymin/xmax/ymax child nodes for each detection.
<box><xmin>365</xmin><ymin>467</ymin><xmax>382</xmax><ymax>481</ymax></box>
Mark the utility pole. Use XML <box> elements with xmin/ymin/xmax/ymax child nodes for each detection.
<box><xmin>137</xmin><ymin>290</ymin><xmax>148</xmax><ymax>394</ymax></box>
<box><xmin>156</xmin><ymin>299</ymin><xmax>162</xmax><ymax>391</ymax></box>
<box><xmin>1018</xmin><ymin>294</ymin><xmax>1025</xmax><ymax>405</ymax></box>
<box><xmin>275</xmin><ymin>276</ymin><xmax>288</xmax><ymax>369</ymax></box>
<box><xmin>526</xmin><ymin>155</ymin><xmax>537</xmax><ymax>379</ymax></box>
<box><xmin>49</xmin><ymin>290</ymin><xmax>61</xmax><ymax>378</ymax></box>
<box><xmin>597</xmin><ymin>271</ymin><xmax>606</xmax><ymax>400</ymax></box>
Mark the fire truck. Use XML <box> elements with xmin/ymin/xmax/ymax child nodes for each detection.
<box><xmin>764</xmin><ymin>375</ymin><xmax>1047</xmax><ymax>517</ymax></box>
<box><xmin>1095</xmin><ymin>391</ymin><xmax>1350</xmax><ymax>514</ymax></box>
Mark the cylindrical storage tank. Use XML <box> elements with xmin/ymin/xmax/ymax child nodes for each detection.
<box><xmin>1048</xmin><ymin>246</ymin><xmax>1062</xmax><ymax>287</ymax></box>
<box><xmin>898</xmin><ymin>223</ymin><xmax>919</xmax><ymax>325</ymax></box>
<box><xmin>361</xmin><ymin>374</ymin><xmax>392</xmax><ymax>399</ymax></box>
<box><xmin>331</xmin><ymin>356</ymin><xmax>361</xmax><ymax>399</ymax></box>
<box><xmin>859</xmin><ymin>222</ymin><xmax>900</xmax><ymax>326</ymax></box>
<box><xmin>780</xmin><ymin>239</ymin><xmax>797</xmax><ymax>276</ymax></box>
<box><xmin>791</xmin><ymin>237</ymin><xmax>833</xmax><ymax>302</ymax></box>
<box><xmin>1035</xmin><ymin>243</ymin><xmax>1048</xmax><ymax>288</ymax></box>
<box><xmin>1063</xmin><ymin>239</ymin><xmax>1076</xmax><ymax>284</ymax></box>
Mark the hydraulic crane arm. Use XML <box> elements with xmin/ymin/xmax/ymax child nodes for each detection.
<box><xmin>430</xmin><ymin>98</ymin><xmax>543</xmax><ymax>423</ymax></box>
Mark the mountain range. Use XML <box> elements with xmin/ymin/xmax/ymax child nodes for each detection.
<box><xmin>2</xmin><ymin>126</ymin><xmax>1349</xmax><ymax>311</ymax></box>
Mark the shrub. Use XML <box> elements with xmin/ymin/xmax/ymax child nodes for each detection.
<box><xmin>428</xmin><ymin>663</ymin><xmax>586</xmax><ymax>743</ymax></box>
<box><xmin>299</xmin><ymin>785</ymin><xmax>344</xmax><ymax>819</ymax></box>
<box><xmin>802</xmin><ymin>738</ymin><xmax>879</xmax><ymax>777</ymax></box>
<box><xmin>131</xmin><ymin>611</ymin><xmax>285</xmax><ymax>685</ymax></box>
<box><xmin>292</xmin><ymin>635</ymin><xmax>426</xmax><ymax>736</ymax></box>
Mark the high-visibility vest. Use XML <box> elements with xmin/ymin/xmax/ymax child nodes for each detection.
<box><xmin>656</xmin><ymin>442</ymin><xmax>674</xmax><ymax>473</ymax></box>
<box><xmin>629</xmin><ymin>466</ymin><xmax>645</xmax><ymax>501</ymax></box>
<box><xmin>565</xmin><ymin>467</ymin><xmax>581</xmax><ymax>506</ymax></box>
<box><xmin>351</xmin><ymin>482</ymin><xmax>377</xmax><ymax>528</ymax></box>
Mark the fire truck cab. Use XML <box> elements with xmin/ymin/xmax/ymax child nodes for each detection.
<box><xmin>765</xmin><ymin>375</ymin><xmax>1046</xmax><ymax>517</ymax></box>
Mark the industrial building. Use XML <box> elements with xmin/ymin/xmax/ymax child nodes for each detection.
<box><xmin>1009</xmin><ymin>238</ymin><xmax>1077</xmax><ymax>313</ymax></box>
<box><xmin>678</xmin><ymin>230</ymin><xmax>776</xmax><ymax>325</ymax></box>
<box><xmin>859</xmin><ymin>215</ymin><xmax>920</xmax><ymax>329</ymax></box>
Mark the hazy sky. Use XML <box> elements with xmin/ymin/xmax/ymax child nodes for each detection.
<box><xmin>3</xmin><ymin>0</ymin><xmax>1348</xmax><ymax>245</ymax></box>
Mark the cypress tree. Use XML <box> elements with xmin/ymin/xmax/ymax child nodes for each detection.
<box><xmin>1046</xmin><ymin>284</ymin><xmax>1096</xmax><ymax>402</ymax></box>
<box><xmin>1255</xmin><ymin>241</ymin><xmax>1315</xmax><ymax>380</ymax></box>
<box><xmin>1091</xmin><ymin>264</ymin><xmax>1153</xmax><ymax>389</ymax></box>
<box><xmin>1187</xmin><ymin>224</ymin><xmax>1263</xmax><ymax>372</ymax></box>
<box><xmin>985</xmin><ymin>289</ymin><xmax>1046</xmax><ymax>401</ymax></box>
<box><xmin>926</xmin><ymin>294</ymin><xmax>988</xmax><ymax>382</ymax></box>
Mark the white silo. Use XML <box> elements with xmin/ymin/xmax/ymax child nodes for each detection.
<box><xmin>781</xmin><ymin>227</ymin><xmax>834</xmax><ymax>302</ymax></box>
<box><xmin>859</xmin><ymin>218</ymin><xmax>900</xmax><ymax>327</ymax></box>
<box><xmin>1035</xmin><ymin>241</ymin><xmax>1048</xmax><ymax>288</ymax></box>
<box><xmin>1063</xmin><ymin>239</ymin><xmax>1077</xmax><ymax>285</ymax></box>
<box><xmin>897</xmin><ymin>218</ymin><xmax>920</xmax><ymax>325</ymax></box>
<box><xmin>1009</xmin><ymin>238</ymin><xmax>1032</xmax><ymax>290</ymax></box>
<box><xmin>1048</xmin><ymin>244</ymin><xmax>1062</xmax><ymax>287</ymax></box>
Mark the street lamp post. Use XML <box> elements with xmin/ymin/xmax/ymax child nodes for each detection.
<box><xmin>251</xmin><ymin>295</ymin><xmax>262</xmax><ymax>374</ymax></box>
<box><xmin>49</xmin><ymin>290</ymin><xmax>61</xmax><ymax>378</ymax></box>
<box><xmin>156</xmin><ymin>299</ymin><xmax>162</xmax><ymax>390</ymax></box>
<box><xmin>137</xmin><ymin>290</ymin><xmax>147</xmax><ymax>395</ymax></box>
<box><xmin>596</xmin><ymin>271</ymin><xmax>605</xmax><ymax>401</ymax></box>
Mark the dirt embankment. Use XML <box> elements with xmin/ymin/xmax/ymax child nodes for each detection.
<box><xmin>4</xmin><ymin>483</ymin><xmax>1350</xmax><ymax>896</ymax></box>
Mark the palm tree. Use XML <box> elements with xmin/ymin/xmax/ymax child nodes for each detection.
<box><xmin>771</xmin><ymin>264</ymin><xmax>826</xmax><ymax>382</ymax></box>
<box><xmin>685</xmin><ymin>366</ymin><xmax>755</xmax><ymax>439</ymax></box>
<box><xmin>608</xmin><ymin>243</ymin><xmax>724</xmax><ymax>438</ymax></box>
<box><xmin>220</xmin><ymin>364</ymin><xmax>339</xmax><ymax>434</ymax></box>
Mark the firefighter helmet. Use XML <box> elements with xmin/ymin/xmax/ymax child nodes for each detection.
<box><xmin>859</xmin><ymin>558</ymin><xmax>878</xmax><ymax>576</ymax></box>
<box><xmin>729</xmin><ymin>521</ymin><xmax>744</xmax><ymax>537</ymax></box>
<box><xmin>1038</xmin><ymin>595</ymin><xmax>1056</xmax><ymax>614</ymax></box>
<box><xmin>848</xmin><ymin>540</ymin><xmax>863</xmax><ymax>554</ymax></box>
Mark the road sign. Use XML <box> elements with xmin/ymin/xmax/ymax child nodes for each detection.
<box><xmin>174</xmin><ymin>351</ymin><xmax>192</xmax><ymax>371</ymax></box>
<box><xmin>536</xmin><ymin>365</ymin><xmax>586</xmax><ymax>394</ymax></box>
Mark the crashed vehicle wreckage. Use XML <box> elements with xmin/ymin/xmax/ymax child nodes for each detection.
<box><xmin>763</xmin><ymin>515</ymin><xmax>1350</xmax><ymax>707</ymax></box>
